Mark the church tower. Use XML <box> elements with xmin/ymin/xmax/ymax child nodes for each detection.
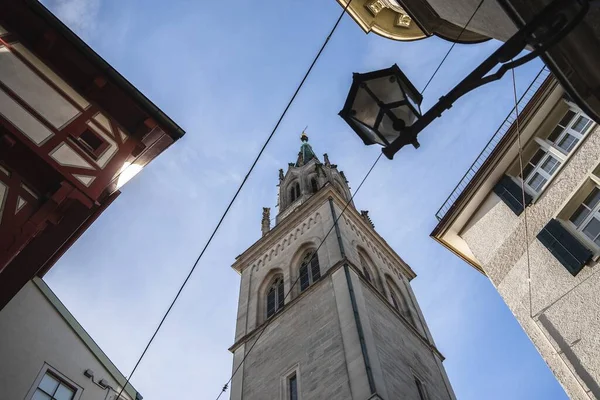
<box><xmin>229</xmin><ymin>134</ymin><xmax>456</xmax><ymax>400</ymax></box>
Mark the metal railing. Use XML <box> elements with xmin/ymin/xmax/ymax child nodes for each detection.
<box><xmin>435</xmin><ymin>66</ymin><xmax>551</xmax><ymax>221</ymax></box>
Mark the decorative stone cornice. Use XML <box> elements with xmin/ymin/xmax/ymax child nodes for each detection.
<box><xmin>231</xmin><ymin>184</ymin><xmax>415</xmax><ymax>280</ymax></box>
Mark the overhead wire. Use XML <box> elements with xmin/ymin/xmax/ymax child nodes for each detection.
<box><xmin>115</xmin><ymin>0</ymin><xmax>489</xmax><ymax>396</ymax></box>
<box><xmin>115</xmin><ymin>0</ymin><xmax>355</xmax><ymax>398</ymax></box>
<box><xmin>420</xmin><ymin>0</ymin><xmax>486</xmax><ymax>95</ymax></box>
<box><xmin>511</xmin><ymin>68</ymin><xmax>534</xmax><ymax>317</ymax></box>
<box><xmin>215</xmin><ymin>152</ymin><xmax>383</xmax><ymax>400</ymax></box>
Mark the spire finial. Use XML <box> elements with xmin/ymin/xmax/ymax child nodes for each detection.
<box><xmin>301</xmin><ymin>125</ymin><xmax>309</xmax><ymax>142</ymax></box>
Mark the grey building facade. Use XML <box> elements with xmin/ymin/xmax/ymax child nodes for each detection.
<box><xmin>229</xmin><ymin>135</ymin><xmax>455</xmax><ymax>400</ymax></box>
<box><xmin>0</xmin><ymin>278</ymin><xmax>140</xmax><ymax>400</ymax></box>
<box><xmin>433</xmin><ymin>70</ymin><xmax>600</xmax><ymax>399</ymax></box>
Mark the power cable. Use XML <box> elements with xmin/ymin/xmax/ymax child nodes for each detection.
<box><xmin>420</xmin><ymin>0</ymin><xmax>486</xmax><ymax>95</ymax></box>
<box><xmin>115</xmin><ymin>1</ymin><xmax>355</xmax><ymax>397</ymax></box>
<box><xmin>215</xmin><ymin>152</ymin><xmax>383</xmax><ymax>400</ymax></box>
<box><xmin>511</xmin><ymin>68</ymin><xmax>534</xmax><ymax>316</ymax></box>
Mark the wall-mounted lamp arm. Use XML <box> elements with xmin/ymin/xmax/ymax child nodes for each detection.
<box><xmin>383</xmin><ymin>0</ymin><xmax>589</xmax><ymax>159</ymax></box>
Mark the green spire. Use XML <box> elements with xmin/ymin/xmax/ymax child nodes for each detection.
<box><xmin>296</xmin><ymin>131</ymin><xmax>318</xmax><ymax>166</ymax></box>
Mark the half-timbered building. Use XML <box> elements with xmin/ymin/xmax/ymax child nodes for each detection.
<box><xmin>0</xmin><ymin>0</ymin><xmax>185</xmax><ymax>309</ymax></box>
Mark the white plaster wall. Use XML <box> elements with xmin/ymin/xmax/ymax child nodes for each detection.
<box><xmin>461</xmin><ymin>125</ymin><xmax>600</xmax><ymax>399</ymax></box>
<box><xmin>0</xmin><ymin>281</ymin><xmax>133</xmax><ymax>400</ymax></box>
<box><xmin>0</xmin><ymin>47</ymin><xmax>80</xmax><ymax>129</ymax></box>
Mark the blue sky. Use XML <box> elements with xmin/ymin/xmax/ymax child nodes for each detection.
<box><xmin>42</xmin><ymin>0</ymin><xmax>566</xmax><ymax>399</ymax></box>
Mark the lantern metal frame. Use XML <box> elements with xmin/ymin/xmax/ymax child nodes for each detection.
<box><xmin>339</xmin><ymin>0</ymin><xmax>590</xmax><ymax>159</ymax></box>
<box><xmin>339</xmin><ymin>65</ymin><xmax>423</xmax><ymax>148</ymax></box>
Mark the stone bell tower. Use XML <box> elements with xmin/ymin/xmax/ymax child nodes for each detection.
<box><xmin>228</xmin><ymin>133</ymin><xmax>456</xmax><ymax>400</ymax></box>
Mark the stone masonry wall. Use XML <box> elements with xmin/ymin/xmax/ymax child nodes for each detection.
<box><xmin>363</xmin><ymin>284</ymin><xmax>454</xmax><ymax>400</ymax></box>
<box><xmin>240</xmin><ymin>277</ymin><xmax>352</xmax><ymax>400</ymax></box>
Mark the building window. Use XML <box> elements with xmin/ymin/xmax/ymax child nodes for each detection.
<box><xmin>266</xmin><ymin>276</ymin><xmax>285</xmax><ymax>319</ymax></box>
<box><xmin>414</xmin><ymin>376</ymin><xmax>428</xmax><ymax>400</ymax></box>
<box><xmin>290</xmin><ymin>182</ymin><xmax>301</xmax><ymax>202</ymax></box>
<box><xmin>522</xmin><ymin>148</ymin><xmax>561</xmax><ymax>194</ymax></box>
<box><xmin>359</xmin><ymin>253</ymin><xmax>372</xmax><ymax>283</ymax></box>
<box><xmin>33</xmin><ymin>372</ymin><xmax>76</xmax><ymax>400</ymax></box>
<box><xmin>569</xmin><ymin>186</ymin><xmax>600</xmax><ymax>246</ymax></box>
<box><xmin>386</xmin><ymin>276</ymin><xmax>415</xmax><ymax>327</ymax></box>
<box><xmin>510</xmin><ymin>105</ymin><xmax>595</xmax><ymax>198</ymax></box>
<box><xmin>289</xmin><ymin>373</ymin><xmax>298</xmax><ymax>400</ymax></box>
<box><xmin>299</xmin><ymin>251</ymin><xmax>320</xmax><ymax>292</ymax></box>
<box><xmin>390</xmin><ymin>290</ymin><xmax>400</xmax><ymax>310</ymax></box>
<box><xmin>547</xmin><ymin>109</ymin><xmax>592</xmax><ymax>154</ymax></box>
<box><xmin>72</xmin><ymin>127</ymin><xmax>109</xmax><ymax>159</ymax></box>
<box><xmin>310</xmin><ymin>177</ymin><xmax>318</xmax><ymax>193</ymax></box>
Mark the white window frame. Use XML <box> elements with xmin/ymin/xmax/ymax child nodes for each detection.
<box><xmin>565</xmin><ymin>175</ymin><xmax>600</xmax><ymax>256</ymax></box>
<box><xmin>266</xmin><ymin>276</ymin><xmax>285</xmax><ymax>319</ymax></box>
<box><xmin>549</xmin><ymin>109</ymin><xmax>594</xmax><ymax>155</ymax></box>
<box><xmin>26</xmin><ymin>363</ymin><xmax>83</xmax><ymax>400</ymax></box>
<box><xmin>518</xmin><ymin>104</ymin><xmax>596</xmax><ymax>200</ymax></box>
<box><xmin>280</xmin><ymin>364</ymin><xmax>301</xmax><ymax>400</ymax></box>
<box><xmin>522</xmin><ymin>145</ymin><xmax>562</xmax><ymax>196</ymax></box>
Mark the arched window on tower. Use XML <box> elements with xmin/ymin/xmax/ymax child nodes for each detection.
<box><xmin>359</xmin><ymin>253</ymin><xmax>372</xmax><ymax>283</ymax></box>
<box><xmin>386</xmin><ymin>275</ymin><xmax>414</xmax><ymax>326</ymax></box>
<box><xmin>357</xmin><ymin>248</ymin><xmax>382</xmax><ymax>292</ymax></box>
<box><xmin>310</xmin><ymin>177</ymin><xmax>318</xmax><ymax>193</ymax></box>
<box><xmin>290</xmin><ymin>182</ymin><xmax>301</xmax><ymax>203</ymax></box>
<box><xmin>266</xmin><ymin>276</ymin><xmax>284</xmax><ymax>319</ymax></box>
<box><xmin>299</xmin><ymin>250</ymin><xmax>320</xmax><ymax>292</ymax></box>
<box><xmin>334</xmin><ymin>181</ymin><xmax>347</xmax><ymax>200</ymax></box>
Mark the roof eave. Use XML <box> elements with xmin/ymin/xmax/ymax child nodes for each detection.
<box><xmin>23</xmin><ymin>0</ymin><xmax>185</xmax><ymax>141</ymax></box>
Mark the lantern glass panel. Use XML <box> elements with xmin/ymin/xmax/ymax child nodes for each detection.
<box><xmin>351</xmin><ymin>84</ymin><xmax>380</xmax><ymax>131</ymax></box>
<box><xmin>350</xmin><ymin>116</ymin><xmax>387</xmax><ymax>146</ymax></box>
<box><xmin>366</xmin><ymin>75</ymin><xmax>406</xmax><ymax>104</ymax></box>
<box><xmin>378</xmin><ymin>113</ymin><xmax>401</xmax><ymax>144</ymax></box>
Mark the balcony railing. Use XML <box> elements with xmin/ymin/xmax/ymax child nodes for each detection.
<box><xmin>435</xmin><ymin>66</ymin><xmax>551</xmax><ymax>222</ymax></box>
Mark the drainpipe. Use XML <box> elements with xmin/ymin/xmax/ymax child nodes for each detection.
<box><xmin>328</xmin><ymin>198</ymin><xmax>376</xmax><ymax>395</ymax></box>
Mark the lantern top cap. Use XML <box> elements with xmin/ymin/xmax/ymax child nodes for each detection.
<box><xmin>353</xmin><ymin>64</ymin><xmax>422</xmax><ymax>103</ymax></box>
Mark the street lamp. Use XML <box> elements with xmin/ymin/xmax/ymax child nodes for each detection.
<box><xmin>339</xmin><ymin>65</ymin><xmax>423</xmax><ymax>149</ymax></box>
<box><xmin>339</xmin><ymin>0</ymin><xmax>590</xmax><ymax>160</ymax></box>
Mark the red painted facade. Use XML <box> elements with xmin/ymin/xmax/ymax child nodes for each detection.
<box><xmin>0</xmin><ymin>0</ymin><xmax>185</xmax><ymax>309</ymax></box>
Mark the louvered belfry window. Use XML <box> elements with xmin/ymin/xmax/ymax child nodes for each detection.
<box><xmin>266</xmin><ymin>277</ymin><xmax>284</xmax><ymax>318</ymax></box>
<box><xmin>299</xmin><ymin>251</ymin><xmax>320</xmax><ymax>292</ymax></box>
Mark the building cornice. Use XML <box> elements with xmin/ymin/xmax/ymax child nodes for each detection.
<box><xmin>231</xmin><ymin>184</ymin><xmax>416</xmax><ymax>280</ymax></box>
<box><xmin>431</xmin><ymin>75</ymin><xmax>559</xmax><ymax>240</ymax></box>
<box><xmin>229</xmin><ymin>260</ymin><xmax>443</xmax><ymax>360</ymax></box>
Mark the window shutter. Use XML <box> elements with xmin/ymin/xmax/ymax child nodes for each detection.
<box><xmin>537</xmin><ymin>219</ymin><xmax>593</xmax><ymax>276</ymax></box>
<box><xmin>299</xmin><ymin>264</ymin><xmax>310</xmax><ymax>291</ymax></box>
<box><xmin>493</xmin><ymin>175</ymin><xmax>533</xmax><ymax>215</ymax></box>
